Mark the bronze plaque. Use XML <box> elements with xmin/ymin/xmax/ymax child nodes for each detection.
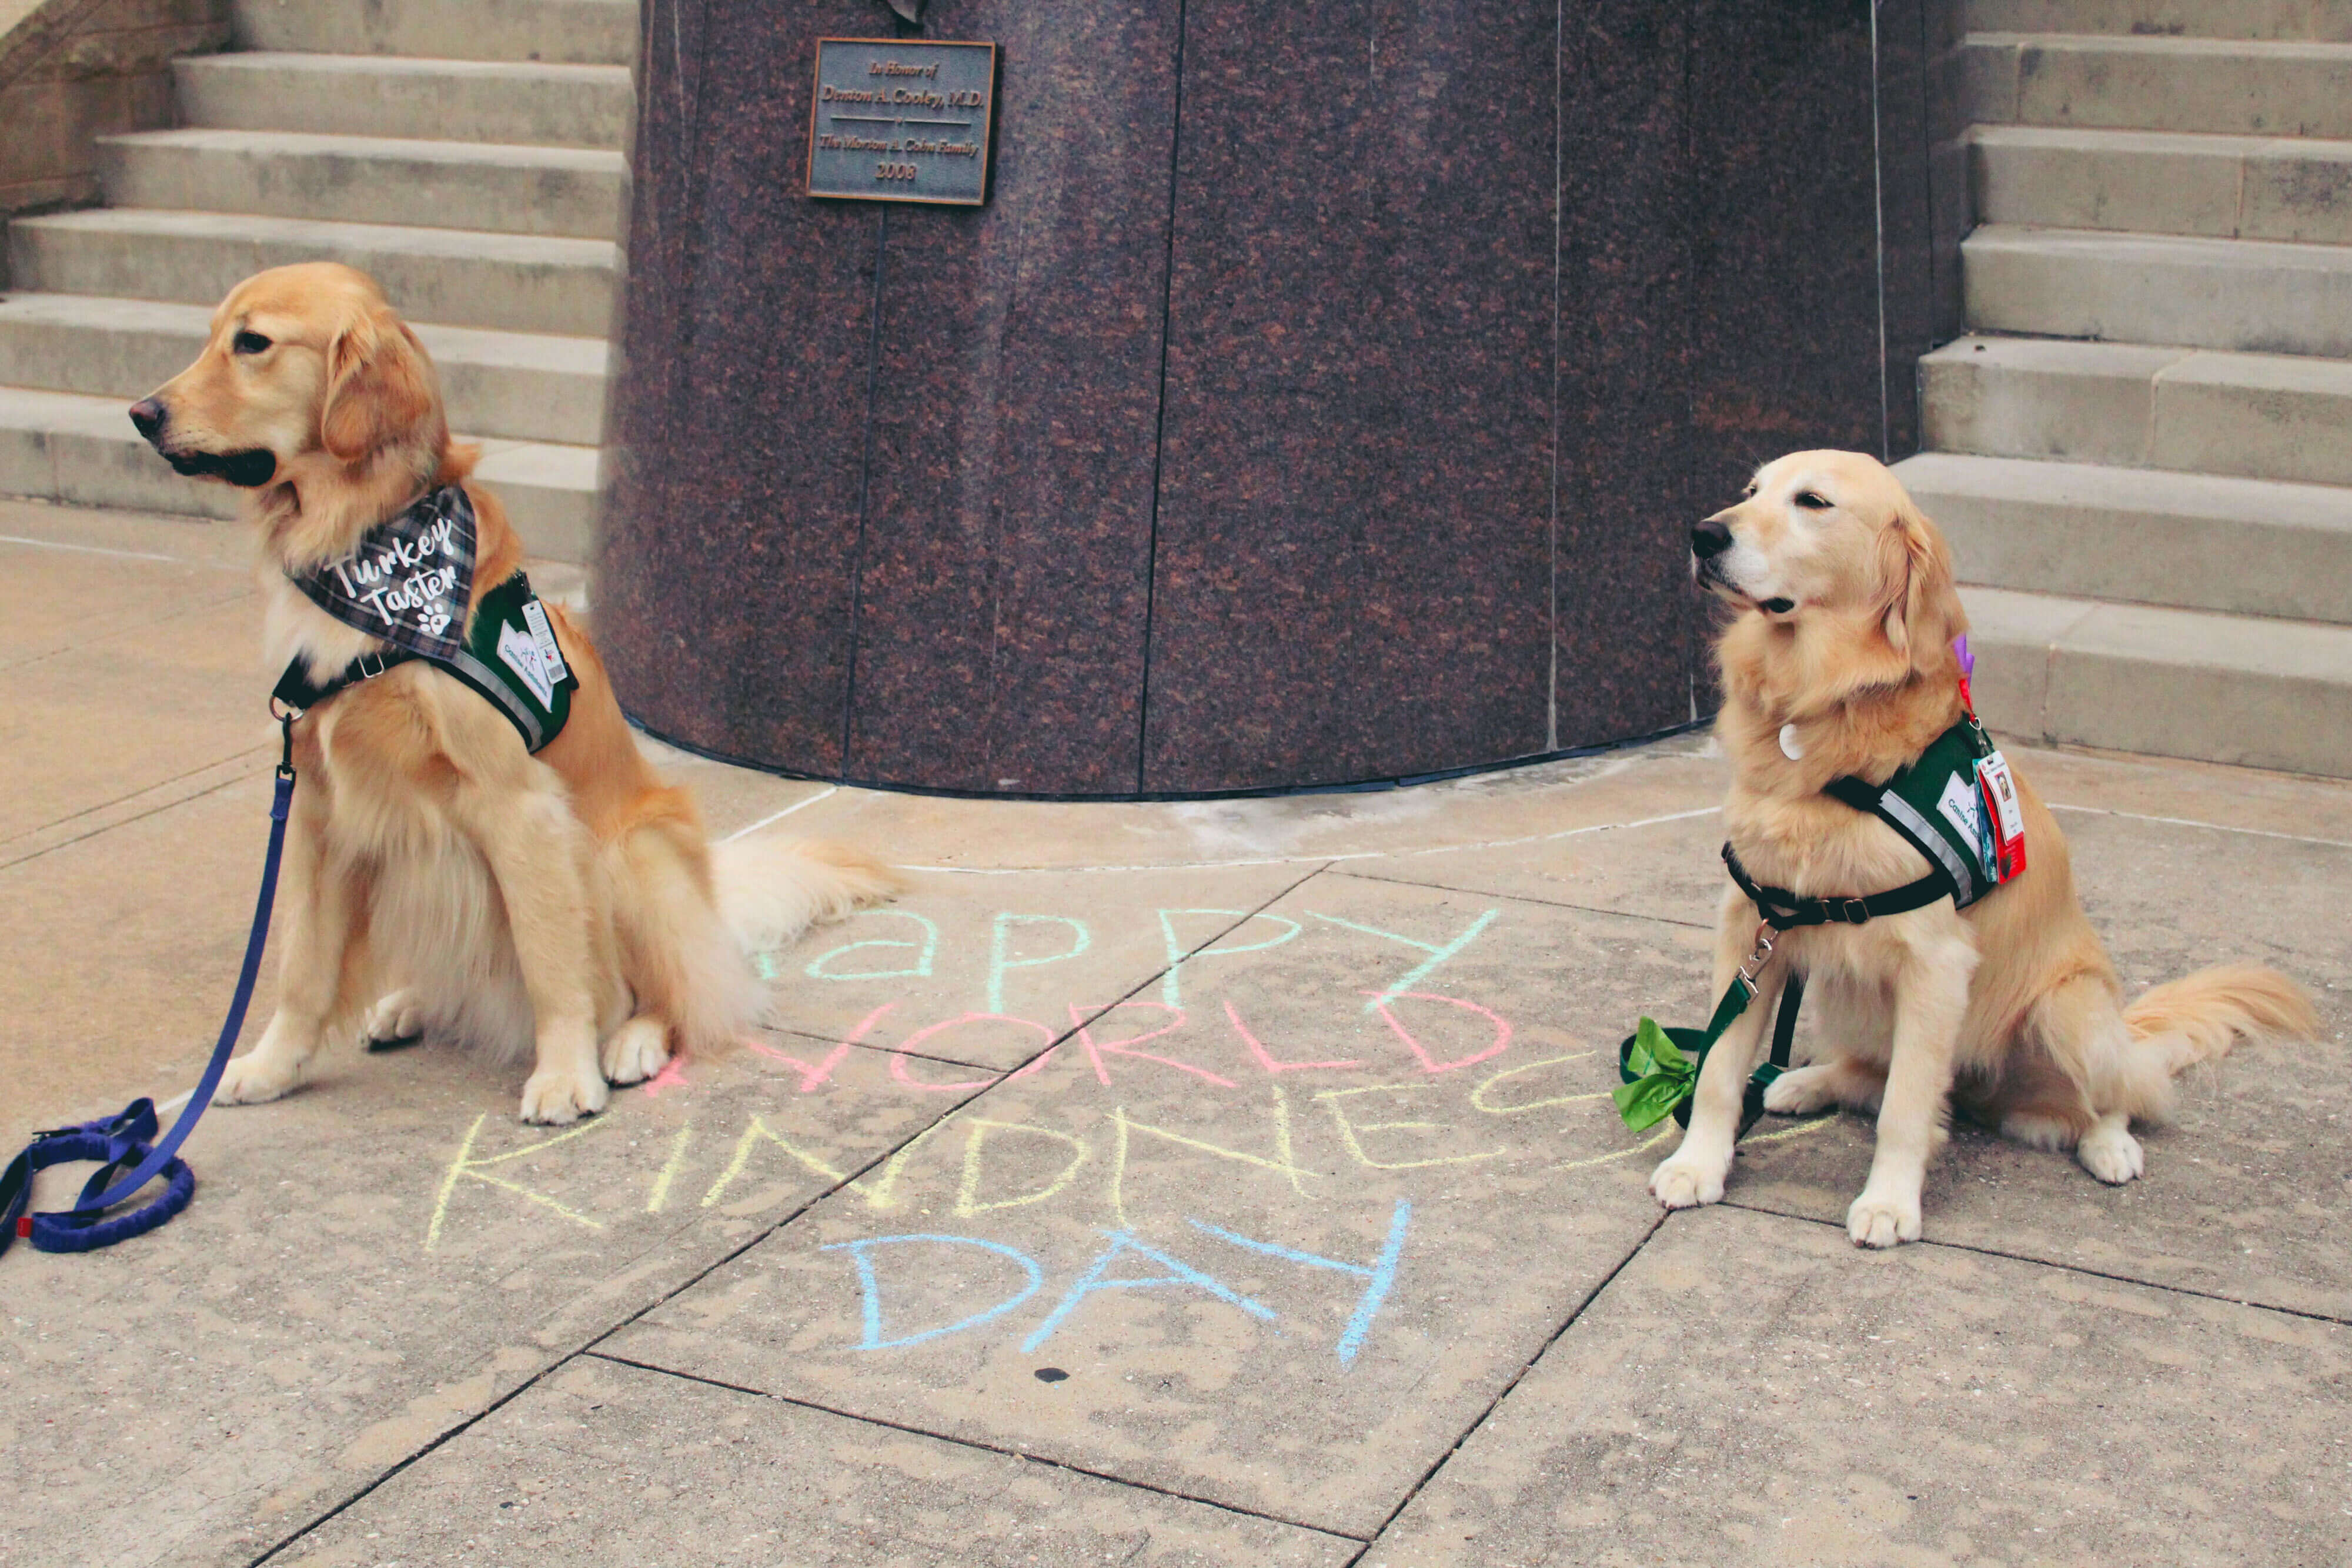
<box><xmin>807</xmin><ymin>38</ymin><xmax>997</xmax><ymax>206</ymax></box>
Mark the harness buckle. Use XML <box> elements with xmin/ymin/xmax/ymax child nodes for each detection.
<box><xmin>1839</xmin><ymin>898</ymin><xmax>1872</xmax><ymax>925</ymax></box>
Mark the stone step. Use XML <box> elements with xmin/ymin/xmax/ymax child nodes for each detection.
<box><xmin>1960</xmin><ymin>32</ymin><xmax>2352</xmax><ymax>137</ymax></box>
<box><xmin>0</xmin><ymin>386</ymin><xmax>600</xmax><ymax>561</ymax></box>
<box><xmin>1962</xmin><ymin>225</ymin><xmax>2352</xmax><ymax>357</ymax></box>
<box><xmin>1897</xmin><ymin>450</ymin><xmax>2352</xmax><ymax>625</ymax></box>
<box><xmin>95</xmin><ymin>129</ymin><xmax>627</xmax><ymax>242</ymax></box>
<box><xmin>0</xmin><ymin>293</ymin><xmax>608</xmax><ymax>447</ymax></box>
<box><xmin>1961</xmin><ymin>583</ymin><xmax>2352</xmax><ymax>778</ymax></box>
<box><xmin>7</xmin><ymin>208</ymin><xmax>618</xmax><ymax>337</ymax></box>
<box><xmin>1973</xmin><ymin>125</ymin><xmax>2352</xmax><ymax>245</ymax></box>
<box><xmin>1919</xmin><ymin>335</ymin><xmax>2352</xmax><ymax>488</ymax></box>
<box><xmin>230</xmin><ymin>0</ymin><xmax>636</xmax><ymax>65</ymax></box>
<box><xmin>1961</xmin><ymin>0</ymin><xmax>2352</xmax><ymax>41</ymax></box>
<box><xmin>174</xmin><ymin>54</ymin><xmax>633</xmax><ymax>151</ymax></box>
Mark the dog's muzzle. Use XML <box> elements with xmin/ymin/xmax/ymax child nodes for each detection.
<box><xmin>129</xmin><ymin>399</ymin><xmax>277</xmax><ymax>487</ymax></box>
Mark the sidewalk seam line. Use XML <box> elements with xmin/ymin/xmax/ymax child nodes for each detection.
<box><xmin>2046</xmin><ymin>801</ymin><xmax>2352</xmax><ymax>851</ymax></box>
<box><xmin>1722</xmin><ymin>1198</ymin><xmax>2352</xmax><ymax>1326</ymax></box>
<box><xmin>1325</xmin><ymin>869</ymin><xmax>1716</xmax><ymax>930</ymax></box>
<box><xmin>751</xmin><ymin>1024</ymin><xmax>1015</xmax><ymax>1075</ymax></box>
<box><xmin>1</xmin><ymin>741</ymin><xmax>271</xmax><ymax>846</ymax></box>
<box><xmin>584</xmin><ymin>1350</ymin><xmax>1368</xmax><ymax>1544</ymax></box>
<box><xmin>0</xmin><ymin>754</ymin><xmax>273</xmax><ymax>873</ymax></box>
<box><xmin>1342</xmin><ymin>1208</ymin><xmax>1672</xmax><ymax>1566</ymax></box>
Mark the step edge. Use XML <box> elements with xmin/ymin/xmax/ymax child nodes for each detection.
<box><xmin>0</xmin><ymin>293</ymin><xmax>615</xmax><ymax>353</ymax></box>
<box><xmin>1960</xmin><ymin>582</ymin><xmax>2352</xmax><ymax>647</ymax></box>
<box><xmin>93</xmin><ymin>128</ymin><xmax>629</xmax><ymax>169</ymax></box>
<box><xmin>1897</xmin><ymin>451</ymin><xmax>2352</xmax><ymax>507</ymax></box>
<box><xmin>1964</xmin><ymin>223</ymin><xmax>2352</xmax><ymax>262</ymax></box>
<box><xmin>11</xmin><ymin>206</ymin><xmax>622</xmax><ymax>263</ymax></box>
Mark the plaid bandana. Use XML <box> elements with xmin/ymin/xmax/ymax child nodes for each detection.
<box><xmin>290</xmin><ymin>484</ymin><xmax>475</xmax><ymax>661</ymax></box>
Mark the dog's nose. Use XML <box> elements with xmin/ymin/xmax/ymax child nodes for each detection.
<box><xmin>128</xmin><ymin>398</ymin><xmax>166</xmax><ymax>442</ymax></box>
<box><xmin>1690</xmin><ymin>518</ymin><xmax>1733</xmax><ymax>559</ymax></box>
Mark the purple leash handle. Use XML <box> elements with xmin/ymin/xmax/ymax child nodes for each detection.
<box><xmin>5</xmin><ymin>718</ymin><xmax>295</xmax><ymax>1254</ymax></box>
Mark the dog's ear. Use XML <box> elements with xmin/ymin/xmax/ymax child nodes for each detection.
<box><xmin>1877</xmin><ymin>493</ymin><xmax>1962</xmax><ymax>677</ymax></box>
<box><xmin>320</xmin><ymin>306</ymin><xmax>433</xmax><ymax>463</ymax></box>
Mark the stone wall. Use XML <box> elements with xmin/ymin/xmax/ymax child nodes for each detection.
<box><xmin>0</xmin><ymin>0</ymin><xmax>229</xmax><ymax>282</ymax></box>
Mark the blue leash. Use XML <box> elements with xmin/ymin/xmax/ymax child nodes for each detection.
<box><xmin>1</xmin><ymin>717</ymin><xmax>295</xmax><ymax>1257</ymax></box>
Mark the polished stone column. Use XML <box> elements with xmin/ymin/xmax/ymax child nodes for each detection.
<box><xmin>599</xmin><ymin>0</ymin><xmax>1938</xmax><ymax>796</ymax></box>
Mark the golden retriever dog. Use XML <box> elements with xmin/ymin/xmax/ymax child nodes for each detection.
<box><xmin>129</xmin><ymin>262</ymin><xmax>896</xmax><ymax>1124</ymax></box>
<box><xmin>1651</xmin><ymin>449</ymin><xmax>2315</xmax><ymax>1246</ymax></box>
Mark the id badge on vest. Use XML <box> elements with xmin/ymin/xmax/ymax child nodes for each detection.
<box><xmin>1976</xmin><ymin>749</ymin><xmax>2027</xmax><ymax>883</ymax></box>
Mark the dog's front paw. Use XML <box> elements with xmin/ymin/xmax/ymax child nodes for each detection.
<box><xmin>1846</xmin><ymin>1189</ymin><xmax>1922</xmax><ymax>1248</ymax></box>
<box><xmin>215</xmin><ymin>1051</ymin><xmax>301</xmax><ymax>1105</ymax></box>
<box><xmin>2077</xmin><ymin>1116</ymin><xmax>2144</xmax><ymax>1185</ymax></box>
<box><xmin>519</xmin><ymin>1066</ymin><xmax>609</xmax><ymax>1124</ymax></box>
<box><xmin>1762</xmin><ymin>1063</ymin><xmax>1840</xmax><ymax>1115</ymax></box>
<box><xmin>1649</xmin><ymin>1154</ymin><xmax>1728</xmax><ymax>1211</ymax></box>
<box><xmin>600</xmin><ymin>1016</ymin><xmax>670</xmax><ymax>1086</ymax></box>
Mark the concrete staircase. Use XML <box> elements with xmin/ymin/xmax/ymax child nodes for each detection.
<box><xmin>0</xmin><ymin>0</ymin><xmax>633</xmax><ymax>561</ymax></box>
<box><xmin>1906</xmin><ymin>0</ymin><xmax>2352</xmax><ymax>777</ymax></box>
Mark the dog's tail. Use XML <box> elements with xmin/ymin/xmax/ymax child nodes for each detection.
<box><xmin>2123</xmin><ymin>963</ymin><xmax>2316</xmax><ymax>1075</ymax></box>
<box><xmin>710</xmin><ymin>835</ymin><xmax>902</xmax><ymax>962</ymax></box>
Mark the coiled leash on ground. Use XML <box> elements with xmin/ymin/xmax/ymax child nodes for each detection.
<box><xmin>0</xmin><ymin>714</ymin><xmax>296</xmax><ymax>1257</ymax></box>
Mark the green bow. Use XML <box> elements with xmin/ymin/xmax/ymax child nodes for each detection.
<box><xmin>1612</xmin><ymin>1016</ymin><xmax>1696</xmax><ymax>1131</ymax></box>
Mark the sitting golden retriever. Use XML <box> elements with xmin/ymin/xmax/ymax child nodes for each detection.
<box><xmin>130</xmin><ymin>262</ymin><xmax>894</xmax><ymax>1123</ymax></box>
<box><xmin>1652</xmin><ymin>449</ymin><xmax>2314</xmax><ymax>1246</ymax></box>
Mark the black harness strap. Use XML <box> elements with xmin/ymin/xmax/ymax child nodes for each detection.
<box><xmin>1720</xmin><ymin>841</ymin><xmax>1950</xmax><ymax>931</ymax></box>
<box><xmin>272</xmin><ymin>648</ymin><xmax>420</xmax><ymax>714</ymax></box>
<box><xmin>270</xmin><ymin>628</ymin><xmax>554</xmax><ymax>753</ymax></box>
<box><xmin>1748</xmin><ymin>971</ymin><xmax>1804</xmax><ymax>1135</ymax></box>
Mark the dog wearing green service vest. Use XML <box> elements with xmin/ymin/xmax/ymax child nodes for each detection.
<box><xmin>129</xmin><ymin>263</ymin><xmax>898</xmax><ymax>1124</ymax></box>
<box><xmin>1653</xmin><ymin>450</ymin><xmax>2316</xmax><ymax>1247</ymax></box>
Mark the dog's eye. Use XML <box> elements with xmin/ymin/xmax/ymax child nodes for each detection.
<box><xmin>1793</xmin><ymin>491</ymin><xmax>1832</xmax><ymax>510</ymax></box>
<box><xmin>232</xmin><ymin>330</ymin><xmax>272</xmax><ymax>356</ymax></box>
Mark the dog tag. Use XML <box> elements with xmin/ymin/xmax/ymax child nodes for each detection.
<box><xmin>1976</xmin><ymin>750</ymin><xmax>2027</xmax><ymax>882</ymax></box>
<box><xmin>1779</xmin><ymin>723</ymin><xmax>1803</xmax><ymax>761</ymax></box>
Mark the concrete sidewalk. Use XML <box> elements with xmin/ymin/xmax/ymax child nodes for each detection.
<box><xmin>2</xmin><ymin>498</ymin><xmax>2347</xmax><ymax>1568</ymax></box>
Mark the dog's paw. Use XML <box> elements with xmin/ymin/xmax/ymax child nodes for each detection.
<box><xmin>1649</xmin><ymin>1155</ymin><xmax>1727</xmax><ymax>1211</ymax></box>
<box><xmin>214</xmin><ymin>1052</ymin><xmax>300</xmax><ymax>1105</ymax></box>
<box><xmin>2077</xmin><ymin>1116</ymin><xmax>2144</xmax><ymax>1185</ymax></box>
<box><xmin>1762</xmin><ymin>1063</ymin><xmax>1842</xmax><ymax>1115</ymax></box>
<box><xmin>519</xmin><ymin>1066</ymin><xmax>609</xmax><ymax>1124</ymax></box>
<box><xmin>362</xmin><ymin>988</ymin><xmax>424</xmax><ymax>1048</ymax></box>
<box><xmin>601</xmin><ymin>1016</ymin><xmax>670</xmax><ymax>1087</ymax></box>
<box><xmin>1846</xmin><ymin>1189</ymin><xmax>1922</xmax><ymax>1249</ymax></box>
